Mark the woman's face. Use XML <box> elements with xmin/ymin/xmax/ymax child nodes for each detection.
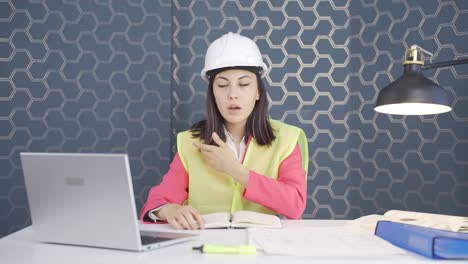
<box><xmin>212</xmin><ymin>69</ymin><xmax>259</xmax><ymax>128</ymax></box>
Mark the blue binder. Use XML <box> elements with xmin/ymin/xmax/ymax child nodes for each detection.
<box><xmin>375</xmin><ymin>220</ymin><xmax>468</xmax><ymax>259</ymax></box>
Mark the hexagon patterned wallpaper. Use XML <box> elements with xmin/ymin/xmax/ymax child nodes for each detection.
<box><xmin>1</xmin><ymin>0</ymin><xmax>468</xmax><ymax>238</ymax></box>
<box><xmin>172</xmin><ymin>0</ymin><xmax>468</xmax><ymax>220</ymax></box>
<box><xmin>0</xmin><ymin>0</ymin><xmax>173</xmax><ymax>237</ymax></box>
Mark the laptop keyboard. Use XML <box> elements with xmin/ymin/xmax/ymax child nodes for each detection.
<box><xmin>140</xmin><ymin>235</ymin><xmax>174</xmax><ymax>245</ymax></box>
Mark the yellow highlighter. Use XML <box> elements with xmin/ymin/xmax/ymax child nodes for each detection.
<box><xmin>192</xmin><ymin>244</ymin><xmax>256</xmax><ymax>255</ymax></box>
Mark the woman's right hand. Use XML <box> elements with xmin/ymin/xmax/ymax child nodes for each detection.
<box><xmin>156</xmin><ymin>204</ymin><xmax>205</xmax><ymax>230</ymax></box>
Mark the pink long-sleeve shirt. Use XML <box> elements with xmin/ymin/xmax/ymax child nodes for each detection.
<box><xmin>140</xmin><ymin>142</ymin><xmax>306</xmax><ymax>220</ymax></box>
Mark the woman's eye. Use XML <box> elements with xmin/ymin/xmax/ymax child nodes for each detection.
<box><xmin>239</xmin><ymin>83</ymin><xmax>250</xmax><ymax>87</ymax></box>
<box><xmin>217</xmin><ymin>84</ymin><xmax>228</xmax><ymax>88</ymax></box>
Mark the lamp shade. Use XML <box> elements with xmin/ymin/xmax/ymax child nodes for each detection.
<box><xmin>374</xmin><ymin>64</ymin><xmax>451</xmax><ymax>115</ymax></box>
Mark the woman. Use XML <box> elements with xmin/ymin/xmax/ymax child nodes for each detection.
<box><xmin>141</xmin><ymin>32</ymin><xmax>308</xmax><ymax>230</ymax></box>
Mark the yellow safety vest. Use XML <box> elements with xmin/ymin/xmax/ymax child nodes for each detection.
<box><xmin>177</xmin><ymin>120</ymin><xmax>308</xmax><ymax>215</ymax></box>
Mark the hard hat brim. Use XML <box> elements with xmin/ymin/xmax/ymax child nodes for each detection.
<box><xmin>201</xmin><ymin>62</ymin><xmax>268</xmax><ymax>81</ymax></box>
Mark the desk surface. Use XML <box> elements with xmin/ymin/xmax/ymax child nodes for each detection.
<box><xmin>0</xmin><ymin>220</ymin><xmax>455</xmax><ymax>263</ymax></box>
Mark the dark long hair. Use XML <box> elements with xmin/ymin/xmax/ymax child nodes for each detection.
<box><xmin>190</xmin><ymin>66</ymin><xmax>276</xmax><ymax>146</ymax></box>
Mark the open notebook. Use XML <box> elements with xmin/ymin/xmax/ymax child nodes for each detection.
<box><xmin>349</xmin><ymin>210</ymin><xmax>468</xmax><ymax>233</ymax></box>
<box><xmin>203</xmin><ymin>211</ymin><xmax>282</xmax><ymax>229</ymax></box>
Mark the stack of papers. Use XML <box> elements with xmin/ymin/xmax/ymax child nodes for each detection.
<box><xmin>349</xmin><ymin>210</ymin><xmax>468</xmax><ymax>232</ymax></box>
<box><xmin>248</xmin><ymin>226</ymin><xmax>408</xmax><ymax>257</ymax></box>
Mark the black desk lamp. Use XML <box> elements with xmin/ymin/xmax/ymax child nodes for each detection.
<box><xmin>374</xmin><ymin>45</ymin><xmax>468</xmax><ymax>115</ymax></box>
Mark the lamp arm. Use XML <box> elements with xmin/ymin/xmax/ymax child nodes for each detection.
<box><xmin>422</xmin><ymin>58</ymin><xmax>468</xmax><ymax>70</ymax></box>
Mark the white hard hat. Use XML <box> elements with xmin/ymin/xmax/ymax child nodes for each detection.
<box><xmin>201</xmin><ymin>32</ymin><xmax>268</xmax><ymax>81</ymax></box>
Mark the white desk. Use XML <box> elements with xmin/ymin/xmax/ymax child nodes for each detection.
<box><xmin>0</xmin><ymin>220</ymin><xmax>455</xmax><ymax>263</ymax></box>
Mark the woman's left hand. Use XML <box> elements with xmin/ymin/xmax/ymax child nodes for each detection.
<box><xmin>192</xmin><ymin>132</ymin><xmax>238</xmax><ymax>174</ymax></box>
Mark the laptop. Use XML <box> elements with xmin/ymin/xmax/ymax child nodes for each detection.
<box><xmin>20</xmin><ymin>152</ymin><xmax>198</xmax><ymax>251</ymax></box>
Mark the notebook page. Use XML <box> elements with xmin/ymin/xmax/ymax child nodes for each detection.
<box><xmin>231</xmin><ymin>211</ymin><xmax>281</xmax><ymax>228</ymax></box>
<box><xmin>202</xmin><ymin>212</ymin><xmax>231</xmax><ymax>228</ymax></box>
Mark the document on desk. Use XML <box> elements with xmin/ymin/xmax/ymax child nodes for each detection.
<box><xmin>248</xmin><ymin>226</ymin><xmax>408</xmax><ymax>257</ymax></box>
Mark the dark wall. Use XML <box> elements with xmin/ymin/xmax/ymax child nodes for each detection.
<box><xmin>0</xmin><ymin>0</ymin><xmax>172</xmax><ymax>236</ymax></box>
<box><xmin>172</xmin><ymin>0</ymin><xmax>468</xmax><ymax>219</ymax></box>
<box><xmin>1</xmin><ymin>0</ymin><xmax>467</xmax><ymax>238</ymax></box>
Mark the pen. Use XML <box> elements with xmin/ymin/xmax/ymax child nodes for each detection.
<box><xmin>192</xmin><ymin>244</ymin><xmax>256</xmax><ymax>254</ymax></box>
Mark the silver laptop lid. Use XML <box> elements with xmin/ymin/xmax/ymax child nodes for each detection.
<box><xmin>21</xmin><ymin>153</ymin><xmax>143</xmax><ymax>251</ymax></box>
